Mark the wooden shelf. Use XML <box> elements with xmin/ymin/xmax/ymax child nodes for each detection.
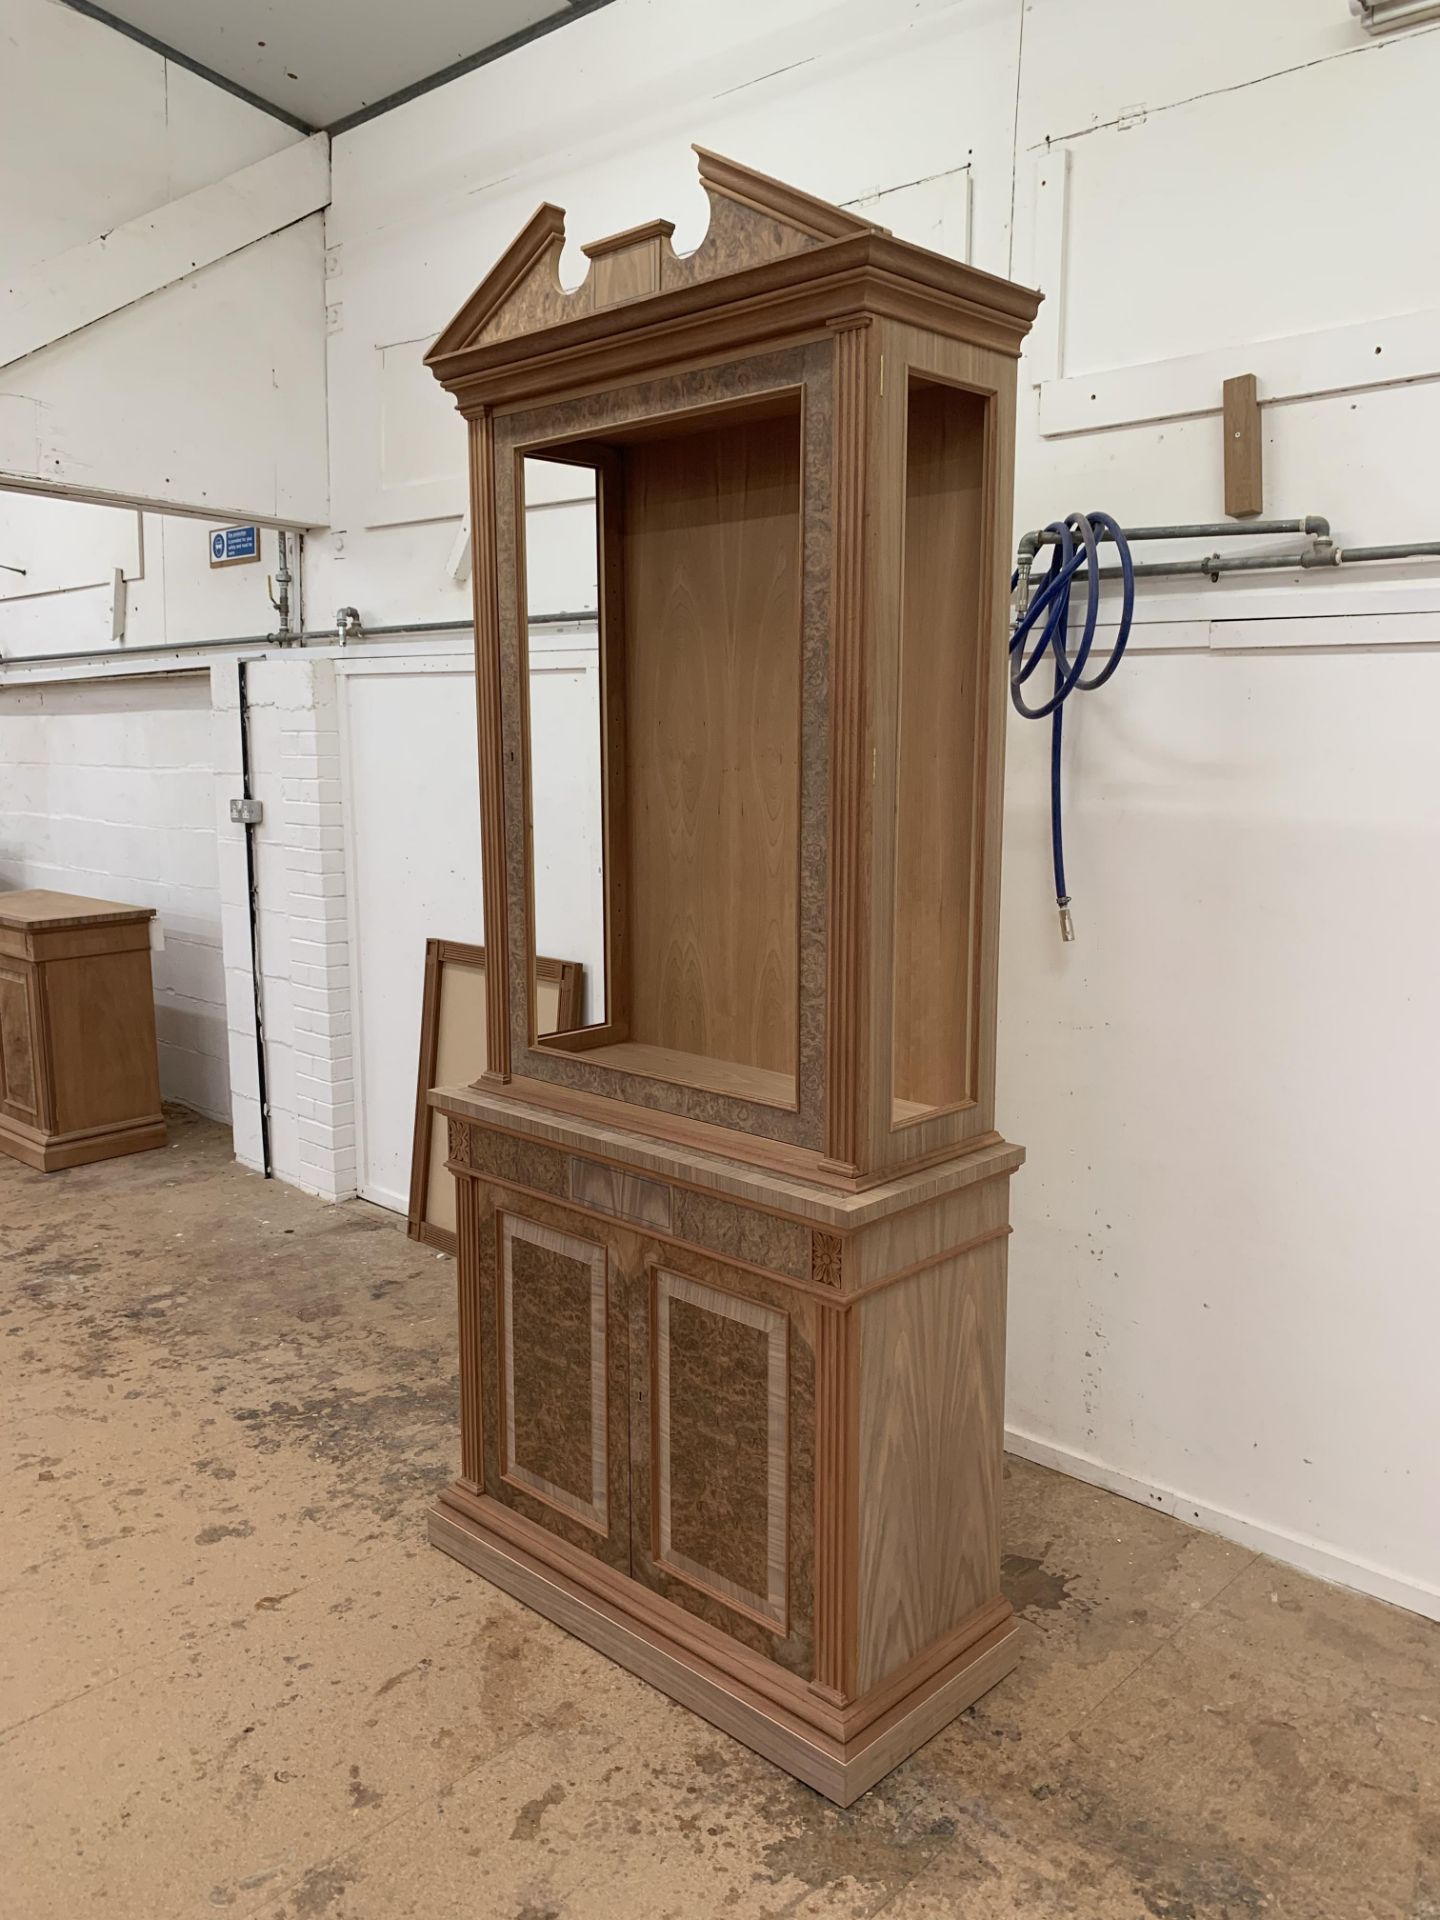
<box><xmin>538</xmin><ymin>1036</ymin><xmax>796</xmax><ymax>1110</ymax></box>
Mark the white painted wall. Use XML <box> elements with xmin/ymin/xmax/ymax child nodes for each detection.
<box><xmin>0</xmin><ymin>672</ymin><xmax>228</xmax><ymax>1119</ymax></box>
<box><xmin>305</xmin><ymin>0</ymin><xmax>1440</xmax><ymax>1619</ymax></box>
<box><xmin>0</xmin><ymin>0</ymin><xmax>328</xmax><ymax>524</ymax></box>
<box><xmin>339</xmin><ymin>645</ymin><xmax>483</xmax><ymax>1212</ymax></box>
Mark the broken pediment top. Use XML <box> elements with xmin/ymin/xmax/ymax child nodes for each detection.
<box><xmin>426</xmin><ymin>144</ymin><xmax>1038</xmax><ymax>386</ymax></box>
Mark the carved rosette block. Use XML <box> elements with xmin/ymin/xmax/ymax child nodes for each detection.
<box><xmin>446</xmin><ymin>1117</ymin><xmax>472</xmax><ymax>1168</ymax></box>
<box><xmin>811</xmin><ymin>1232</ymin><xmax>844</xmax><ymax>1288</ymax></box>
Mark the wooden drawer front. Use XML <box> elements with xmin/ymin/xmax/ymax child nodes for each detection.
<box><xmin>628</xmin><ymin>1248</ymin><xmax>816</xmax><ymax>1680</ymax></box>
<box><xmin>0</xmin><ymin>966</ymin><xmax>40</xmax><ymax>1123</ymax></box>
<box><xmin>483</xmin><ymin>1204</ymin><xmax>631</xmax><ymax>1573</ymax></box>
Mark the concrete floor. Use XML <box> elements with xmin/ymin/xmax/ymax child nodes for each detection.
<box><xmin>3</xmin><ymin>1110</ymin><xmax>1435</xmax><ymax>1920</ymax></box>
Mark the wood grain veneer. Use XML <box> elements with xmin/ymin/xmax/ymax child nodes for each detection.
<box><xmin>1224</xmin><ymin>371</ymin><xmax>1263</xmax><ymax>518</ymax></box>
<box><xmin>476</xmin><ymin>1189</ymin><xmax>631</xmax><ymax>1573</ymax></box>
<box><xmin>891</xmin><ymin>377</ymin><xmax>986</xmax><ymax>1117</ymax></box>
<box><xmin>470</xmin><ymin>412</ymin><xmax>511</xmax><ymax>1087</ymax></box>
<box><xmin>500</xmin><ymin>1213</ymin><xmax>609</xmax><ymax>1530</ymax></box>
<box><xmin>435</xmin><ymin>1082</ymin><xmax>1023</xmax><ymax>1237</ymax></box>
<box><xmin>854</xmin><ymin>1234</ymin><xmax>1007</xmax><ymax>1695</ymax></box>
<box><xmin>430</xmin><ymin>1492</ymin><xmax>1020</xmax><ymax>1807</ymax></box>
<box><xmin>425</xmin><ymin>148</ymin><xmax>1038</xmax><ymax>1805</ymax></box>
<box><xmin>622</xmin><ymin>410</ymin><xmax>802</xmax><ymax>1082</ymax></box>
<box><xmin>822</xmin><ymin>316</ymin><xmax>875</xmax><ymax>1178</ymax></box>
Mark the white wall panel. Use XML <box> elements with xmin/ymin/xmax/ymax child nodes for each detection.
<box><xmin>339</xmin><ymin>639</ymin><xmax>605</xmax><ymax>1212</ymax></box>
<box><xmin>4</xmin><ymin>219</ymin><xmax>329</xmax><ymax>525</ymax></box>
<box><xmin>1016</xmin><ymin>0</ymin><xmax>1369</xmax><ymax>145</ymax></box>
<box><xmin>0</xmin><ymin>0</ymin><xmax>328</xmax><ymax>522</ymax></box>
<box><xmin>0</xmin><ymin>496</ymin><xmax>141</xmax><ymax>602</ymax></box>
<box><xmin>0</xmin><ymin>503</ymin><xmax>287</xmax><ymax>661</ymax></box>
<box><xmin>340</xmin><ymin>653</ymin><xmax>485</xmax><ymax>1212</ymax></box>
<box><xmin>1029</xmin><ymin>38</ymin><xmax>1440</xmax><ymax>391</ymax></box>
<box><xmin>0</xmin><ymin>0</ymin><xmax>294</xmax><ymax>278</ymax></box>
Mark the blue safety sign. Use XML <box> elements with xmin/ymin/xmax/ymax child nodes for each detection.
<box><xmin>209</xmin><ymin>525</ymin><xmax>260</xmax><ymax>567</ymax></box>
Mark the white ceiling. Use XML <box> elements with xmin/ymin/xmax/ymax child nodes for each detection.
<box><xmin>79</xmin><ymin>0</ymin><xmax>592</xmax><ymax>130</ymax></box>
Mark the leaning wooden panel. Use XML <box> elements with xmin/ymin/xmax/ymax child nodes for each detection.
<box><xmin>407</xmin><ymin>938</ymin><xmax>582</xmax><ymax>1252</ymax></box>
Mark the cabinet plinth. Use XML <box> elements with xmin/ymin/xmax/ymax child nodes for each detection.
<box><xmin>0</xmin><ymin>890</ymin><xmax>166</xmax><ymax>1172</ymax></box>
<box><xmin>425</xmin><ymin>146</ymin><xmax>1040</xmax><ymax>1802</ymax></box>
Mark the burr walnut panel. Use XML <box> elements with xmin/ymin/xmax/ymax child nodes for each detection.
<box><xmin>626</xmin><ymin>1243</ymin><xmax>816</xmax><ymax>1678</ymax></box>
<box><xmin>482</xmin><ymin>1206</ymin><xmax>630</xmax><ymax>1570</ymax></box>
<box><xmin>501</xmin><ymin>1217</ymin><xmax>608</xmax><ymax>1525</ymax></box>
<box><xmin>655</xmin><ymin>1272</ymin><xmax>788</xmax><ymax>1628</ymax></box>
<box><xmin>669</xmin><ymin>1186</ymin><xmax>811</xmax><ymax>1282</ymax></box>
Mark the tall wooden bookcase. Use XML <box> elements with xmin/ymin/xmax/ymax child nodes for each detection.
<box><xmin>425</xmin><ymin>149</ymin><xmax>1041</xmax><ymax>1804</ymax></box>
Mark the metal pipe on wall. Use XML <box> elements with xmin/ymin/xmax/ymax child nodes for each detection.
<box><xmin>1015</xmin><ymin>517</ymin><xmax>1440</xmax><ymax>594</ymax></box>
<box><xmin>0</xmin><ymin>609</ymin><xmax>600</xmax><ymax>670</ymax></box>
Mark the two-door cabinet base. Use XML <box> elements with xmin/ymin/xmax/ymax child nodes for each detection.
<box><xmin>430</xmin><ymin>1084</ymin><xmax>1024</xmax><ymax>1805</ymax></box>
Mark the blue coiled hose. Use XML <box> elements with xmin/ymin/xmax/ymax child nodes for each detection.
<box><xmin>1009</xmin><ymin>511</ymin><xmax>1135</xmax><ymax>938</ymax></box>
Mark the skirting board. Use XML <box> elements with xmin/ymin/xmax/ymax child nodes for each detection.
<box><xmin>429</xmin><ymin>1500</ymin><xmax>1021</xmax><ymax>1805</ymax></box>
<box><xmin>0</xmin><ymin>1114</ymin><xmax>167</xmax><ymax>1172</ymax></box>
<box><xmin>1005</xmin><ymin>1428</ymin><xmax>1440</xmax><ymax>1625</ymax></box>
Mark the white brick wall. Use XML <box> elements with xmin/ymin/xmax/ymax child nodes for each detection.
<box><xmin>0</xmin><ymin>672</ymin><xmax>230</xmax><ymax>1120</ymax></box>
<box><xmin>213</xmin><ymin>655</ymin><xmax>357</xmax><ymax>1200</ymax></box>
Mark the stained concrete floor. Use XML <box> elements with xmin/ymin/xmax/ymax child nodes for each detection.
<box><xmin>2</xmin><ymin>1109</ymin><xmax>1435</xmax><ymax>1920</ymax></box>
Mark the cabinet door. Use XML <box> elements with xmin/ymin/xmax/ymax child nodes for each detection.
<box><xmin>481</xmin><ymin>1201</ymin><xmax>631</xmax><ymax>1574</ymax></box>
<box><xmin>627</xmin><ymin>1255</ymin><xmax>816</xmax><ymax>1680</ymax></box>
<box><xmin>0</xmin><ymin>965</ymin><xmax>42</xmax><ymax>1126</ymax></box>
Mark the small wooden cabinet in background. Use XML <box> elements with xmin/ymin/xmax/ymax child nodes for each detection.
<box><xmin>0</xmin><ymin>891</ymin><xmax>166</xmax><ymax>1172</ymax></box>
